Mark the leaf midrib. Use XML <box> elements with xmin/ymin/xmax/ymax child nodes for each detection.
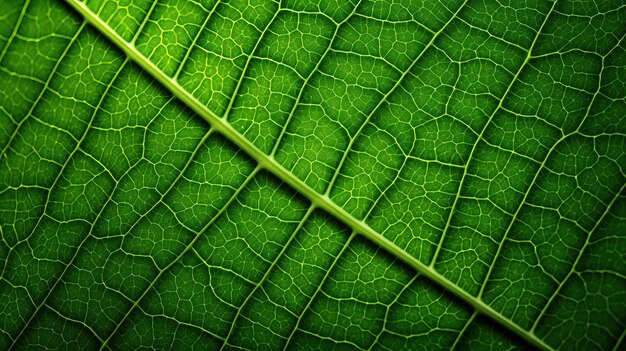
<box><xmin>63</xmin><ymin>1</ymin><xmax>554</xmax><ymax>350</ymax></box>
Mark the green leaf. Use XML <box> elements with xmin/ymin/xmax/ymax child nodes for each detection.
<box><xmin>1</xmin><ymin>0</ymin><xmax>625</xmax><ymax>350</ymax></box>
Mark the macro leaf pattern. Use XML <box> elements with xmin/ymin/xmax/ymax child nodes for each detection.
<box><xmin>0</xmin><ymin>0</ymin><xmax>625</xmax><ymax>350</ymax></box>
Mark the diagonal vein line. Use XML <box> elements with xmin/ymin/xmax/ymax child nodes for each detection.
<box><xmin>429</xmin><ymin>0</ymin><xmax>558</xmax><ymax>266</ymax></box>
<box><xmin>368</xmin><ymin>273</ymin><xmax>419</xmax><ymax>349</ymax></box>
<box><xmin>98</xmin><ymin>166</ymin><xmax>261</xmax><ymax>349</ymax></box>
<box><xmin>220</xmin><ymin>205</ymin><xmax>316</xmax><ymax>349</ymax></box>
<box><xmin>531</xmin><ymin>184</ymin><xmax>626</xmax><ymax>334</ymax></box>
<box><xmin>0</xmin><ymin>22</ymin><xmax>88</xmax><ymax>278</ymax></box>
<box><xmin>8</xmin><ymin>57</ymin><xmax>133</xmax><ymax>349</ymax></box>
<box><xmin>0</xmin><ymin>21</ymin><xmax>86</xmax><ymax>158</ymax></box>
<box><xmin>324</xmin><ymin>0</ymin><xmax>467</xmax><ymax>196</ymax></box>
<box><xmin>0</xmin><ymin>0</ymin><xmax>31</xmax><ymax>65</ymax></box>
<box><xmin>478</xmin><ymin>32</ymin><xmax>626</xmax><ymax>303</ymax></box>
<box><xmin>264</xmin><ymin>1</ymin><xmax>363</xmax><ymax>156</ymax></box>
<box><xmin>614</xmin><ymin>325</ymin><xmax>626</xmax><ymax>351</ymax></box>
<box><xmin>173</xmin><ymin>0</ymin><xmax>221</xmax><ymax>80</ymax></box>
<box><xmin>282</xmin><ymin>232</ymin><xmax>357</xmax><ymax>350</ymax></box>
<box><xmin>61</xmin><ymin>0</ymin><xmax>555</xmax><ymax>349</ymax></box>
<box><xmin>449</xmin><ymin>311</ymin><xmax>478</xmax><ymax>351</ymax></box>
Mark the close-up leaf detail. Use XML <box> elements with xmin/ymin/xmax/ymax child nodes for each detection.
<box><xmin>0</xmin><ymin>0</ymin><xmax>625</xmax><ymax>350</ymax></box>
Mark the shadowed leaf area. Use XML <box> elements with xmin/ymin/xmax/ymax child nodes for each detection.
<box><xmin>0</xmin><ymin>0</ymin><xmax>625</xmax><ymax>350</ymax></box>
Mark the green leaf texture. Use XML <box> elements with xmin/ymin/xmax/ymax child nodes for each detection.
<box><xmin>1</xmin><ymin>0</ymin><xmax>625</xmax><ymax>350</ymax></box>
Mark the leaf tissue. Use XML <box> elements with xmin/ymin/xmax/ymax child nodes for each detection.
<box><xmin>0</xmin><ymin>0</ymin><xmax>624</xmax><ymax>350</ymax></box>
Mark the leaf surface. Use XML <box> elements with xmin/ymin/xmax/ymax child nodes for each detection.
<box><xmin>0</xmin><ymin>0</ymin><xmax>625</xmax><ymax>350</ymax></box>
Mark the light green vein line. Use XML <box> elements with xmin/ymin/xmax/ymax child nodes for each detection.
<box><xmin>221</xmin><ymin>3</ymin><xmax>282</xmax><ymax>121</ymax></box>
<box><xmin>173</xmin><ymin>0</ymin><xmax>221</xmax><ymax>80</ymax></box>
<box><xmin>283</xmin><ymin>232</ymin><xmax>357</xmax><ymax>351</ymax></box>
<box><xmin>63</xmin><ymin>1</ymin><xmax>554</xmax><ymax>349</ymax></box>
<box><xmin>479</xmin><ymin>32</ymin><xmax>626</xmax><ymax>304</ymax></box>
<box><xmin>324</xmin><ymin>0</ymin><xmax>468</xmax><ymax>196</ymax></box>
<box><xmin>613</xmin><ymin>326</ymin><xmax>626</xmax><ymax>351</ymax></box>
<box><xmin>7</xmin><ymin>58</ymin><xmax>131</xmax><ymax>349</ymax></box>
<box><xmin>266</xmin><ymin>0</ymin><xmax>363</xmax><ymax>157</ymax></box>
<box><xmin>0</xmin><ymin>0</ymin><xmax>31</xmax><ymax>64</ymax></box>
<box><xmin>369</xmin><ymin>274</ymin><xmax>419</xmax><ymax>350</ymax></box>
<box><xmin>531</xmin><ymin>184</ymin><xmax>626</xmax><ymax>334</ymax></box>
<box><xmin>0</xmin><ymin>0</ymin><xmax>30</xmax><ymax>64</ymax></box>
<box><xmin>449</xmin><ymin>311</ymin><xmax>478</xmax><ymax>351</ymax></box>
<box><xmin>98</xmin><ymin>166</ymin><xmax>260</xmax><ymax>349</ymax></box>
<box><xmin>42</xmin><ymin>304</ymin><xmax>105</xmax><ymax>344</ymax></box>
<box><xmin>430</xmin><ymin>0</ymin><xmax>559</xmax><ymax>267</ymax></box>
<box><xmin>221</xmin><ymin>205</ymin><xmax>316</xmax><ymax>349</ymax></box>
<box><xmin>0</xmin><ymin>21</ymin><xmax>86</xmax><ymax>158</ymax></box>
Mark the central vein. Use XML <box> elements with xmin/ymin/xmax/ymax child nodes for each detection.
<box><xmin>63</xmin><ymin>1</ymin><xmax>555</xmax><ymax>350</ymax></box>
